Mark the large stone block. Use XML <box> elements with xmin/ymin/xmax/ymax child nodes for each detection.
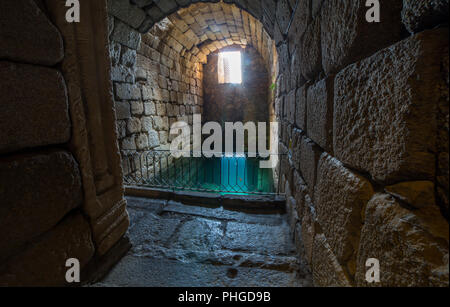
<box><xmin>301</xmin><ymin>195</ymin><xmax>317</xmax><ymax>265</ymax></box>
<box><xmin>312</xmin><ymin>234</ymin><xmax>352</xmax><ymax>287</ymax></box>
<box><xmin>275</xmin><ymin>0</ymin><xmax>292</xmax><ymax>35</ymax></box>
<box><xmin>0</xmin><ymin>213</ymin><xmax>95</xmax><ymax>287</ymax></box>
<box><xmin>385</xmin><ymin>181</ymin><xmax>435</xmax><ymax>209</ymax></box>
<box><xmin>299</xmin><ymin>136</ymin><xmax>322</xmax><ymax>195</ymax></box>
<box><xmin>0</xmin><ymin>0</ymin><xmax>64</xmax><ymax>66</ymax></box>
<box><xmin>321</xmin><ymin>0</ymin><xmax>403</xmax><ymax>75</ymax></box>
<box><xmin>287</xmin><ymin>0</ymin><xmax>310</xmax><ymax>51</ymax></box>
<box><xmin>286</xmin><ymin>90</ymin><xmax>296</xmax><ymax>125</ymax></box>
<box><xmin>0</xmin><ymin>151</ymin><xmax>83</xmax><ymax>261</ymax></box>
<box><xmin>290</xmin><ymin>128</ymin><xmax>303</xmax><ymax>169</ymax></box>
<box><xmin>315</xmin><ymin>153</ymin><xmax>374</xmax><ymax>276</ymax></box>
<box><xmin>115</xmin><ymin>83</ymin><xmax>141</xmax><ymax>101</ymax></box>
<box><xmin>307</xmin><ymin>77</ymin><xmax>333</xmax><ymax>153</ymax></box>
<box><xmin>295</xmin><ymin>84</ymin><xmax>308</xmax><ymax>131</ymax></box>
<box><xmin>112</xmin><ymin>20</ymin><xmax>142</xmax><ymax>50</ymax></box>
<box><xmin>355</xmin><ymin>194</ymin><xmax>449</xmax><ymax>287</ymax></box>
<box><xmin>402</xmin><ymin>0</ymin><xmax>449</xmax><ymax>33</ymax></box>
<box><xmin>107</xmin><ymin>0</ymin><xmax>146</xmax><ymax>29</ymax></box>
<box><xmin>300</xmin><ymin>16</ymin><xmax>322</xmax><ymax>80</ymax></box>
<box><xmin>293</xmin><ymin>169</ymin><xmax>308</xmax><ymax>217</ymax></box>
<box><xmin>115</xmin><ymin>101</ymin><xmax>131</xmax><ymax>120</ymax></box>
<box><xmin>334</xmin><ymin>28</ymin><xmax>449</xmax><ymax>184</ymax></box>
<box><xmin>0</xmin><ymin>62</ymin><xmax>70</xmax><ymax>154</ymax></box>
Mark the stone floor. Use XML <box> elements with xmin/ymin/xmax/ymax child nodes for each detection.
<box><xmin>94</xmin><ymin>196</ymin><xmax>313</xmax><ymax>287</ymax></box>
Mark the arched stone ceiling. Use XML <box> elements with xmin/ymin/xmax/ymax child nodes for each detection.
<box><xmin>143</xmin><ymin>1</ymin><xmax>276</xmax><ymax>70</ymax></box>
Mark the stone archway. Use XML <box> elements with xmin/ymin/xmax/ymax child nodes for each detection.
<box><xmin>0</xmin><ymin>0</ymin><xmax>448</xmax><ymax>287</ymax></box>
<box><xmin>108</xmin><ymin>1</ymin><xmax>279</xmax><ymax>156</ymax></box>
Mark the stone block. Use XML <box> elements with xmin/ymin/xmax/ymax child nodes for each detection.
<box><xmin>0</xmin><ymin>62</ymin><xmax>70</xmax><ymax>154</ymax></box>
<box><xmin>299</xmin><ymin>136</ymin><xmax>322</xmax><ymax>195</ymax></box>
<box><xmin>295</xmin><ymin>84</ymin><xmax>308</xmax><ymax>131</ymax></box>
<box><xmin>115</xmin><ymin>101</ymin><xmax>131</xmax><ymax>120</ymax></box>
<box><xmin>315</xmin><ymin>153</ymin><xmax>374</xmax><ymax>276</ymax></box>
<box><xmin>385</xmin><ymin>181</ymin><xmax>435</xmax><ymax>209</ymax></box>
<box><xmin>107</xmin><ymin>0</ymin><xmax>146</xmax><ymax>29</ymax></box>
<box><xmin>300</xmin><ymin>16</ymin><xmax>322</xmax><ymax>80</ymax></box>
<box><xmin>402</xmin><ymin>0</ymin><xmax>449</xmax><ymax>33</ymax></box>
<box><xmin>301</xmin><ymin>195</ymin><xmax>316</xmax><ymax>265</ymax></box>
<box><xmin>307</xmin><ymin>77</ymin><xmax>333</xmax><ymax>153</ymax></box>
<box><xmin>115</xmin><ymin>83</ymin><xmax>141</xmax><ymax>100</ymax></box>
<box><xmin>355</xmin><ymin>194</ymin><xmax>449</xmax><ymax>287</ymax></box>
<box><xmin>0</xmin><ymin>151</ymin><xmax>83</xmax><ymax>261</ymax></box>
<box><xmin>312</xmin><ymin>234</ymin><xmax>352</xmax><ymax>287</ymax></box>
<box><xmin>112</xmin><ymin>20</ymin><xmax>142</xmax><ymax>50</ymax></box>
<box><xmin>321</xmin><ymin>0</ymin><xmax>403</xmax><ymax>75</ymax></box>
<box><xmin>334</xmin><ymin>28</ymin><xmax>449</xmax><ymax>183</ymax></box>
<box><xmin>127</xmin><ymin>118</ymin><xmax>142</xmax><ymax>134</ymax></box>
<box><xmin>0</xmin><ymin>213</ymin><xmax>94</xmax><ymax>286</ymax></box>
<box><xmin>0</xmin><ymin>0</ymin><xmax>64</xmax><ymax>66</ymax></box>
<box><xmin>275</xmin><ymin>0</ymin><xmax>292</xmax><ymax>35</ymax></box>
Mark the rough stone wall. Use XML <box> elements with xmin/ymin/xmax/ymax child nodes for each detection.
<box><xmin>0</xmin><ymin>0</ymin><xmax>95</xmax><ymax>285</ymax></box>
<box><xmin>110</xmin><ymin>17</ymin><xmax>204</xmax><ymax>158</ymax></box>
<box><xmin>276</xmin><ymin>0</ymin><xmax>449</xmax><ymax>287</ymax></box>
<box><xmin>108</xmin><ymin>0</ymin><xmax>277</xmax><ymax>163</ymax></box>
<box><xmin>106</xmin><ymin>0</ymin><xmax>449</xmax><ymax>287</ymax></box>
<box><xmin>203</xmin><ymin>46</ymin><xmax>269</xmax><ymax>128</ymax></box>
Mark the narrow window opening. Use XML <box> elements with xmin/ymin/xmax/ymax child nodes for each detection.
<box><xmin>218</xmin><ymin>51</ymin><xmax>242</xmax><ymax>84</ymax></box>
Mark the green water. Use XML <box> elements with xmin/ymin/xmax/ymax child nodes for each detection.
<box><xmin>150</xmin><ymin>156</ymin><xmax>276</xmax><ymax>195</ymax></box>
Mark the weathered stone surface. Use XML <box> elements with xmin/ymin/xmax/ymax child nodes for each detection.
<box><xmin>96</xmin><ymin>197</ymin><xmax>313</xmax><ymax>287</ymax></box>
<box><xmin>136</xmin><ymin>134</ymin><xmax>149</xmax><ymax>150</ymax></box>
<box><xmin>115</xmin><ymin>101</ymin><xmax>131</xmax><ymax>120</ymax></box>
<box><xmin>290</xmin><ymin>128</ymin><xmax>302</xmax><ymax>168</ymax></box>
<box><xmin>286</xmin><ymin>196</ymin><xmax>299</xmax><ymax>236</ymax></box>
<box><xmin>127</xmin><ymin>118</ymin><xmax>142</xmax><ymax>134</ymax></box>
<box><xmin>286</xmin><ymin>90</ymin><xmax>296</xmax><ymax>124</ymax></box>
<box><xmin>295</xmin><ymin>84</ymin><xmax>308</xmax><ymax>131</ymax></box>
<box><xmin>312</xmin><ymin>234</ymin><xmax>352</xmax><ymax>287</ymax></box>
<box><xmin>275</xmin><ymin>0</ymin><xmax>292</xmax><ymax>35</ymax></box>
<box><xmin>321</xmin><ymin>0</ymin><xmax>403</xmax><ymax>75</ymax></box>
<box><xmin>0</xmin><ymin>62</ymin><xmax>70</xmax><ymax>154</ymax></box>
<box><xmin>356</xmin><ymin>194</ymin><xmax>449</xmax><ymax>287</ymax></box>
<box><xmin>301</xmin><ymin>195</ymin><xmax>317</xmax><ymax>266</ymax></box>
<box><xmin>0</xmin><ymin>0</ymin><xmax>64</xmax><ymax>66</ymax></box>
<box><xmin>293</xmin><ymin>170</ymin><xmax>308</xmax><ymax>217</ymax></box>
<box><xmin>107</xmin><ymin>0</ymin><xmax>147</xmax><ymax>29</ymax></box>
<box><xmin>287</xmin><ymin>0</ymin><xmax>310</xmax><ymax>51</ymax></box>
<box><xmin>299</xmin><ymin>136</ymin><xmax>322</xmax><ymax>195</ymax></box>
<box><xmin>115</xmin><ymin>83</ymin><xmax>141</xmax><ymax>100</ymax></box>
<box><xmin>0</xmin><ymin>213</ymin><xmax>94</xmax><ymax>287</ymax></box>
<box><xmin>112</xmin><ymin>20</ymin><xmax>142</xmax><ymax>49</ymax></box>
<box><xmin>334</xmin><ymin>28</ymin><xmax>449</xmax><ymax>184</ymax></box>
<box><xmin>307</xmin><ymin>77</ymin><xmax>333</xmax><ymax>153</ymax></box>
<box><xmin>130</xmin><ymin>101</ymin><xmax>144</xmax><ymax>115</ymax></box>
<box><xmin>402</xmin><ymin>0</ymin><xmax>449</xmax><ymax>33</ymax></box>
<box><xmin>385</xmin><ymin>181</ymin><xmax>435</xmax><ymax>209</ymax></box>
<box><xmin>300</xmin><ymin>16</ymin><xmax>322</xmax><ymax>80</ymax></box>
<box><xmin>311</xmin><ymin>0</ymin><xmax>324</xmax><ymax>18</ymax></box>
<box><xmin>0</xmin><ymin>151</ymin><xmax>83</xmax><ymax>261</ymax></box>
<box><xmin>144</xmin><ymin>102</ymin><xmax>157</xmax><ymax>115</ymax></box>
<box><xmin>148</xmin><ymin>130</ymin><xmax>160</xmax><ymax>148</ymax></box>
<box><xmin>111</xmin><ymin>65</ymin><xmax>135</xmax><ymax>83</ymax></box>
<box><xmin>315</xmin><ymin>153</ymin><xmax>374</xmax><ymax>276</ymax></box>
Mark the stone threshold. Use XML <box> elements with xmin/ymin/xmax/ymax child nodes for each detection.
<box><xmin>125</xmin><ymin>186</ymin><xmax>286</xmax><ymax>214</ymax></box>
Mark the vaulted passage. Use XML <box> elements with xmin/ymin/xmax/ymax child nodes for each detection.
<box><xmin>111</xmin><ymin>2</ymin><xmax>279</xmax><ymax>196</ymax></box>
<box><xmin>0</xmin><ymin>0</ymin><xmax>448</xmax><ymax>287</ymax></box>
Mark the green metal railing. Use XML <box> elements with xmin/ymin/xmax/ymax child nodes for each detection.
<box><xmin>121</xmin><ymin>150</ymin><xmax>281</xmax><ymax>195</ymax></box>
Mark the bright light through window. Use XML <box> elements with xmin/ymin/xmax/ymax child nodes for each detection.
<box><xmin>218</xmin><ymin>51</ymin><xmax>242</xmax><ymax>84</ymax></box>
